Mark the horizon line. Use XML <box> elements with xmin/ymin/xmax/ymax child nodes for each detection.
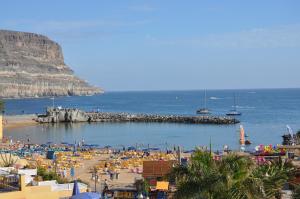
<box><xmin>104</xmin><ymin>86</ymin><xmax>300</xmax><ymax>93</ymax></box>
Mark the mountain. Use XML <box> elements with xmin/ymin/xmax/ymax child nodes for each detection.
<box><xmin>0</xmin><ymin>29</ymin><xmax>102</xmax><ymax>98</ymax></box>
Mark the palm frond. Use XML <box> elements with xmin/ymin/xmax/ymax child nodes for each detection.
<box><xmin>170</xmin><ymin>150</ymin><xmax>295</xmax><ymax>199</ymax></box>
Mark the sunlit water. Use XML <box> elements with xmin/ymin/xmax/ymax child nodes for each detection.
<box><xmin>4</xmin><ymin>89</ymin><xmax>300</xmax><ymax>150</ymax></box>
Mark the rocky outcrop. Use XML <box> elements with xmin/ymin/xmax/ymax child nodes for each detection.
<box><xmin>282</xmin><ymin>132</ymin><xmax>300</xmax><ymax>145</ymax></box>
<box><xmin>0</xmin><ymin>30</ymin><xmax>102</xmax><ymax>98</ymax></box>
<box><xmin>37</xmin><ymin>108</ymin><xmax>240</xmax><ymax>125</ymax></box>
<box><xmin>37</xmin><ymin>108</ymin><xmax>88</xmax><ymax>123</ymax></box>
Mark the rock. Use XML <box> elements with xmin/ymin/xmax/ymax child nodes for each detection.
<box><xmin>0</xmin><ymin>29</ymin><xmax>102</xmax><ymax>98</ymax></box>
<box><xmin>36</xmin><ymin>108</ymin><xmax>88</xmax><ymax>123</ymax></box>
<box><xmin>282</xmin><ymin>132</ymin><xmax>300</xmax><ymax>145</ymax></box>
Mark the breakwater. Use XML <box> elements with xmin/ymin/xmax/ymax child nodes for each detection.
<box><xmin>36</xmin><ymin>108</ymin><xmax>240</xmax><ymax>125</ymax></box>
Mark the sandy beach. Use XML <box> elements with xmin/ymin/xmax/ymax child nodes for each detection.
<box><xmin>3</xmin><ymin>114</ymin><xmax>38</xmax><ymax>129</ymax></box>
<box><xmin>73</xmin><ymin>153</ymin><xmax>142</xmax><ymax>192</ymax></box>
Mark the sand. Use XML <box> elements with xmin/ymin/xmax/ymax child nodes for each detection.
<box><xmin>3</xmin><ymin>114</ymin><xmax>38</xmax><ymax>129</ymax></box>
<box><xmin>74</xmin><ymin>154</ymin><xmax>142</xmax><ymax>192</ymax></box>
<box><xmin>2</xmin><ymin>115</ymin><xmax>148</xmax><ymax>192</ymax></box>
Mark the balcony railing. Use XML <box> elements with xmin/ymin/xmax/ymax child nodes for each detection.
<box><xmin>0</xmin><ymin>174</ymin><xmax>20</xmax><ymax>193</ymax></box>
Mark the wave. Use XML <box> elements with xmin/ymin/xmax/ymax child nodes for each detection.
<box><xmin>209</xmin><ymin>97</ymin><xmax>222</xmax><ymax>100</ymax></box>
<box><xmin>233</xmin><ymin>105</ymin><xmax>256</xmax><ymax>109</ymax></box>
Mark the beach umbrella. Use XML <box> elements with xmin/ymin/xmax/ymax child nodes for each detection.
<box><xmin>128</xmin><ymin>146</ymin><xmax>136</xmax><ymax>151</ymax></box>
<box><xmin>149</xmin><ymin>147</ymin><xmax>160</xmax><ymax>151</ymax></box>
<box><xmin>72</xmin><ymin>180</ymin><xmax>80</xmax><ymax>196</ymax></box>
<box><xmin>183</xmin><ymin>150</ymin><xmax>195</xmax><ymax>153</ymax></box>
<box><xmin>61</xmin><ymin>142</ymin><xmax>69</xmax><ymax>145</ymax></box>
<box><xmin>71</xmin><ymin>192</ymin><xmax>101</xmax><ymax>199</ymax></box>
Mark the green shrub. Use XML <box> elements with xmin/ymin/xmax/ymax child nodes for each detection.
<box><xmin>37</xmin><ymin>166</ymin><xmax>70</xmax><ymax>183</ymax></box>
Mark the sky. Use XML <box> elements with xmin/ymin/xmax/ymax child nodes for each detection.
<box><xmin>1</xmin><ymin>0</ymin><xmax>300</xmax><ymax>91</ymax></box>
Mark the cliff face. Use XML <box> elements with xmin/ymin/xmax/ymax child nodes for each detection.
<box><xmin>0</xmin><ymin>30</ymin><xmax>102</xmax><ymax>98</ymax></box>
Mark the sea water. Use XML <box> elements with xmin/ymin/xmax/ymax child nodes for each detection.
<box><xmin>4</xmin><ymin>89</ymin><xmax>300</xmax><ymax>150</ymax></box>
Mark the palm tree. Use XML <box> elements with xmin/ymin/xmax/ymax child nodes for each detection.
<box><xmin>170</xmin><ymin>150</ymin><xmax>228</xmax><ymax>199</ymax></box>
<box><xmin>252</xmin><ymin>158</ymin><xmax>295</xmax><ymax>199</ymax></box>
<box><xmin>169</xmin><ymin>150</ymin><xmax>295</xmax><ymax>199</ymax></box>
<box><xmin>134</xmin><ymin>178</ymin><xmax>149</xmax><ymax>197</ymax></box>
<box><xmin>293</xmin><ymin>185</ymin><xmax>300</xmax><ymax>199</ymax></box>
<box><xmin>219</xmin><ymin>154</ymin><xmax>263</xmax><ymax>199</ymax></box>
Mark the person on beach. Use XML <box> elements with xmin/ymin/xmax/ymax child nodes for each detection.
<box><xmin>102</xmin><ymin>179</ymin><xmax>109</xmax><ymax>198</ymax></box>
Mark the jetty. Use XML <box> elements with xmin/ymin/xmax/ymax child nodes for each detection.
<box><xmin>36</xmin><ymin>108</ymin><xmax>240</xmax><ymax>125</ymax></box>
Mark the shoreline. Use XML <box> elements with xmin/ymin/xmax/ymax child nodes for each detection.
<box><xmin>3</xmin><ymin>114</ymin><xmax>38</xmax><ymax>130</ymax></box>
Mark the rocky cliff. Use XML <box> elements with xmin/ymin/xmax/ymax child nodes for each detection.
<box><xmin>0</xmin><ymin>30</ymin><xmax>102</xmax><ymax>98</ymax></box>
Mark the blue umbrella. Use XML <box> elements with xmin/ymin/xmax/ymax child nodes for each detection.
<box><xmin>72</xmin><ymin>180</ymin><xmax>80</xmax><ymax>196</ymax></box>
<box><xmin>61</xmin><ymin>142</ymin><xmax>69</xmax><ymax>145</ymax></box>
<box><xmin>71</xmin><ymin>192</ymin><xmax>101</xmax><ymax>199</ymax></box>
<box><xmin>149</xmin><ymin>147</ymin><xmax>160</xmax><ymax>151</ymax></box>
<box><xmin>128</xmin><ymin>146</ymin><xmax>136</xmax><ymax>151</ymax></box>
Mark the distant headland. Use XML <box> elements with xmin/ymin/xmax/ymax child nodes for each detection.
<box><xmin>0</xmin><ymin>29</ymin><xmax>102</xmax><ymax>98</ymax></box>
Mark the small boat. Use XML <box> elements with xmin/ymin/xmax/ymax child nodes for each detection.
<box><xmin>196</xmin><ymin>90</ymin><xmax>210</xmax><ymax>114</ymax></box>
<box><xmin>226</xmin><ymin>94</ymin><xmax>241</xmax><ymax>116</ymax></box>
<box><xmin>226</xmin><ymin>110</ymin><xmax>242</xmax><ymax>116</ymax></box>
<box><xmin>197</xmin><ymin>108</ymin><xmax>210</xmax><ymax>114</ymax></box>
<box><xmin>245</xmin><ymin>140</ymin><xmax>252</xmax><ymax>145</ymax></box>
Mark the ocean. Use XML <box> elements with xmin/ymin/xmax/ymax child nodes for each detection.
<box><xmin>4</xmin><ymin>89</ymin><xmax>300</xmax><ymax>151</ymax></box>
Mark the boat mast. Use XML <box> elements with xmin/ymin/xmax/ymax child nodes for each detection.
<box><xmin>204</xmin><ymin>90</ymin><xmax>207</xmax><ymax>109</ymax></box>
<box><xmin>52</xmin><ymin>96</ymin><xmax>55</xmax><ymax>108</ymax></box>
<box><xmin>233</xmin><ymin>93</ymin><xmax>236</xmax><ymax>111</ymax></box>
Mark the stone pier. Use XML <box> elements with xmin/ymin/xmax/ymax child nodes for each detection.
<box><xmin>36</xmin><ymin>108</ymin><xmax>240</xmax><ymax>125</ymax></box>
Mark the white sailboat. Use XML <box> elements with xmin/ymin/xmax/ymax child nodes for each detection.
<box><xmin>226</xmin><ymin>94</ymin><xmax>241</xmax><ymax>116</ymax></box>
<box><xmin>196</xmin><ymin>90</ymin><xmax>210</xmax><ymax>114</ymax></box>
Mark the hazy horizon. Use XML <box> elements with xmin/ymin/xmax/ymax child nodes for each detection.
<box><xmin>1</xmin><ymin>1</ymin><xmax>300</xmax><ymax>91</ymax></box>
<box><xmin>103</xmin><ymin>87</ymin><xmax>300</xmax><ymax>92</ymax></box>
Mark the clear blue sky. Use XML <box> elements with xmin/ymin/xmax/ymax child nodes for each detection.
<box><xmin>1</xmin><ymin>0</ymin><xmax>300</xmax><ymax>91</ymax></box>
